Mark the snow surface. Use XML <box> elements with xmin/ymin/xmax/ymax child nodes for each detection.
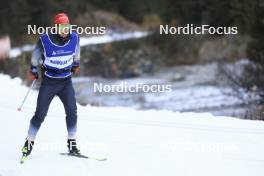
<box><xmin>9</xmin><ymin>31</ymin><xmax>149</xmax><ymax>58</ymax></box>
<box><xmin>79</xmin><ymin>31</ymin><xmax>149</xmax><ymax>46</ymax></box>
<box><xmin>1</xmin><ymin>74</ymin><xmax>264</xmax><ymax>176</ymax></box>
<box><xmin>9</xmin><ymin>45</ymin><xmax>35</xmax><ymax>58</ymax></box>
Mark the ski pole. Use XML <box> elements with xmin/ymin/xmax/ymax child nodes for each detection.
<box><xmin>17</xmin><ymin>79</ymin><xmax>37</xmax><ymax>111</ymax></box>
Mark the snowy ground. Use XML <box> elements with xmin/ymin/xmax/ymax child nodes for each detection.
<box><xmin>1</xmin><ymin>74</ymin><xmax>264</xmax><ymax>176</ymax></box>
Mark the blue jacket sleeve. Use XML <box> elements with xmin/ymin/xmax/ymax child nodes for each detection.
<box><xmin>73</xmin><ymin>36</ymin><xmax>80</xmax><ymax>67</ymax></box>
<box><xmin>31</xmin><ymin>39</ymin><xmax>44</xmax><ymax>70</ymax></box>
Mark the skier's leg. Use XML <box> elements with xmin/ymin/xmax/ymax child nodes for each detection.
<box><xmin>57</xmin><ymin>79</ymin><xmax>79</xmax><ymax>154</ymax></box>
<box><xmin>27</xmin><ymin>82</ymin><xmax>57</xmax><ymax>141</ymax></box>
<box><xmin>57</xmin><ymin>79</ymin><xmax>77</xmax><ymax>140</ymax></box>
<box><xmin>22</xmin><ymin>78</ymin><xmax>57</xmax><ymax>157</ymax></box>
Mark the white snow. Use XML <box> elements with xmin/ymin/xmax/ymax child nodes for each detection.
<box><xmin>9</xmin><ymin>31</ymin><xmax>149</xmax><ymax>58</ymax></box>
<box><xmin>9</xmin><ymin>45</ymin><xmax>35</xmax><ymax>58</ymax></box>
<box><xmin>0</xmin><ymin>74</ymin><xmax>264</xmax><ymax>176</ymax></box>
<box><xmin>80</xmin><ymin>31</ymin><xmax>149</xmax><ymax>46</ymax></box>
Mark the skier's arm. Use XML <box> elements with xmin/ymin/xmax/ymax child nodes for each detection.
<box><xmin>73</xmin><ymin>36</ymin><xmax>80</xmax><ymax>66</ymax></box>
<box><xmin>31</xmin><ymin>39</ymin><xmax>43</xmax><ymax>68</ymax></box>
<box><xmin>72</xmin><ymin>37</ymin><xmax>80</xmax><ymax>73</ymax></box>
<box><xmin>28</xmin><ymin>39</ymin><xmax>43</xmax><ymax>80</ymax></box>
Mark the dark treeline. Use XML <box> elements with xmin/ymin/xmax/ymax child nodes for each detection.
<box><xmin>0</xmin><ymin>0</ymin><xmax>263</xmax><ymax>66</ymax></box>
<box><xmin>0</xmin><ymin>0</ymin><xmax>261</xmax><ymax>36</ymax></box>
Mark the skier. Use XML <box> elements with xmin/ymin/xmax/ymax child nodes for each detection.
<box><xmin>21</xmin><ymin>13</ymin><xmax>81</xmax><ymax>160</ymax></box>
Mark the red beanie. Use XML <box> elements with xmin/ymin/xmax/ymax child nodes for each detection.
<box><xmin>54</xmin><ymin>13</ymin><xmax>69</xmax><ymax>24</ymax></box>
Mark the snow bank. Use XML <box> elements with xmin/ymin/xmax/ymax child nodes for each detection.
<box><xmin>9</xmin><ymin>31</ymin><xmax>149</xmax><ymax>58</ymax></box>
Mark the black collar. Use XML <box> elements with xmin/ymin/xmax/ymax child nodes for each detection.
<box><xmin>49</xmin><ymin>33</ymin><xmax>70</xmax><ymax>46</ymax></box>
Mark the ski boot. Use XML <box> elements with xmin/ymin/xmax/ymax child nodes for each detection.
<box><xmin>67</xmin><ymin>139</ymin><xmax>80</xmax><ymax>155</ymax></box>
<box><xmin>20</xmin><ymin>139</ymin><xmax>34</xmax><ymax>163</ymax></box>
